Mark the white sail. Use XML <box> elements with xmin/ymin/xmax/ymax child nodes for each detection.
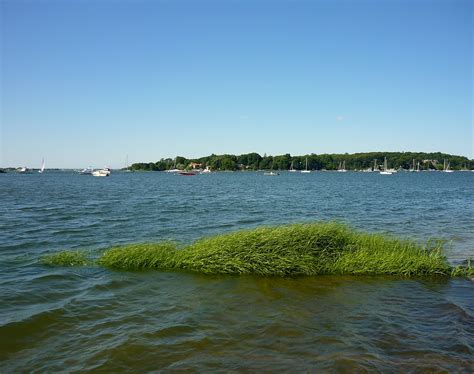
<box><xmin>39</xmin><ymin>158</ymin><xmax>45</xmax><ymax>173</ymax></box>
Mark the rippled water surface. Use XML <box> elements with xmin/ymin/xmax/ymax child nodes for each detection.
<box><xmin>1</xmin><ymin>171</ymin><xmax>473</xmax><ymax>371</ymax></box>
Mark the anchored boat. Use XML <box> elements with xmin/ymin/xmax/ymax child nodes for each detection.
<box><xmin>92</xmin><ymin>168</ymin><xmax>111</xmax><ymax>177</ymax></box>
<box><xmin>301</xmin><ymin>158</ymin><xmax>311</xmax><ymax>173</ymax></box>
<box><xmin>380</xmin><ymin>157</ymin><xmax>392</xmax><ymax>175</ymax></box>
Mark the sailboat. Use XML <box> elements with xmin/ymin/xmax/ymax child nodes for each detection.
<box><xmin>380</xmin><ymin>157</ymin><xmax>392</xmax><ymax>175</ymax></box>
<box><xmin>364</xmin><ymin>159</ymin><xmax>378</xmax><ymax>172</ymax></box>
<box><xmin>301</xmin><ymin>158</ymin><xmax>311</xmax><ymax>173</ymax></box>
<box><xmin>337</xmin><ymin>160</ymin><xmax>347</xmax><ymax>172</ymax></box>
<box><xmin>38</xmin><ymin>158</ymin><xmax>45</xmax><ymax>173</ymax></box>
<box><xmin>289</xmin><ymin>161</ymin><xmax>297</xmax><ymax>172</ymax></box>
<box><xmin>443</xmin><ymin>159</ymin><xmax>454</xmax><ymax>173</ymax></box>
<box><xmin>124</xmin><ymin>155</ymin><xmax>134</xmax><ymax>172</ymax></box>
<box><xmin>166</xmin><ymin>157</ymin><xmax>181</xmax><ymax>173</ymax></box>
<box><xmin>460</xmin><ymin>163</ymin><xmax>470</xmax><ymax>172</ymax></box>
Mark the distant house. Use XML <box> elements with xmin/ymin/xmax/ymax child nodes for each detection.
<box><xmin>189</xmin><ymin>162</ymin><xmax>202</xmax><ymax>169</ymax></box>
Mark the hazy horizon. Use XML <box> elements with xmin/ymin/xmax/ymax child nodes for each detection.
<box><xmin>1</xmin><ymin>149</ymin><xmax>472</xmax><ymax>170</ymax></box>
<box><xmin>1</xmin><ymin>0</ymin><xmax>472</xmax><ymax>168</ymax></box>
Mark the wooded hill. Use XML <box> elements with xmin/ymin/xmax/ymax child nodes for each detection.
<box><xmin>130</xmin><ymin>152</ymin><xmax>472</xmax><ymax>171</ymax></box>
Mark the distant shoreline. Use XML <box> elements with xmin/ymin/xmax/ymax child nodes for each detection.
<box><xmin>129</xmin><ymin>151</ymin><xmax>473</xmax><ymax>172</ymax></box>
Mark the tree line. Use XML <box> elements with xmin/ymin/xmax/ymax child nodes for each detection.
<box><xmin>130</xmin><ymin>152</ymin><xmax>473</xmax><ymax>171</ymax></box>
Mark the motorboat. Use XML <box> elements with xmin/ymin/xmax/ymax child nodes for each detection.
<box><xmin>92</xmin><ymin>167</ymin><xmax>111</xmax><ymax>177</ymax></box>
<box><xmin>80</xmin><ymin>167</ymin><xmax>94</xmax><ymax>175</ymax></box>
<box><xmin>264</xmin><ymin>171</ymin><xmax>279</xmax><ymax>176</ymax></box>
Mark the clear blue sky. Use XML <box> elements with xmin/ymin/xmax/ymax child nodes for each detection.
<box><xmin>1</xmin><ymin>0</ymin><xmax>472</xmax><ymax>168</ymax></box>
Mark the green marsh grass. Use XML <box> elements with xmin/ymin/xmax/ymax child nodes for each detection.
<box><xmin>41</xmin><ymin>222</ymin><xmax>474</xmax><ymax>277</ymax></box>
<box><xmin>42</xmin><ymin>250</ymin><xmax>91</xmax><ymax>267</ymax></box>
<box><xmin>97</xmin><ymin>242</ymin><xmax>179</xmax><ymax>270</ymax></box>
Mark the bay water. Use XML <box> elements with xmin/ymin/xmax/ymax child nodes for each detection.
<box><xmin>1</xmin><ymin>171</ymin><xmax>473</xmax><ymax>371</ymax></box>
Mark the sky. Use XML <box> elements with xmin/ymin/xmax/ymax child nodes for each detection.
<box><xmin>1</xmin><ymin>0</ymin><xmax>472</xmax><ymax>168</ymax></box>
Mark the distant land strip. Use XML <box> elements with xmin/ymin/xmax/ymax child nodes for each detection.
<box><xmin>130</xmin><ymin>152</ymin><xmax>473</xmax><ymax>172</ymax></box>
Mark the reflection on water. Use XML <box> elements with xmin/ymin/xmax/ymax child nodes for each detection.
<box><xmin>1</xmin><ymin>171</ymin><xmax>473</xmax><ymax>371</ymax></box>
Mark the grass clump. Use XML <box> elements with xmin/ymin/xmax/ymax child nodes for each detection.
<box><xmin>96</xmin><ymin>222</ymin><xmax>453</xmax><ymax>277</ymax></box>
<box><xmin>177</xmin><ymin>222</ymin><xmax>353</xmax><ymax>275</ymax></box>
<box><xmin>97</xmin><ymin>242</ymin><xmax>179</xmax><ymax>270</ymax></box>
<box><xmin>42</xmin><ymin>222</ymin><xmax>472</xmax><ymax>278</ymax></box>
<box><xmin>42</xmin><ymin>250</ymin><xmax>91</xmax><ymax>267</ymax></box>
<box><xmin>451</xmin><ymin>258</ymin><xmax>474</xmax><ymax>277</ymax></box>
<box><xmin>333</xmin><ymin>233</ymin><xmax>450</xmax><ymax>276</ymax></box>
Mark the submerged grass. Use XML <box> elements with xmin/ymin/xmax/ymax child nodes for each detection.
<box><xmin>41</xmin><ymin>222</ymin><xmax>474</xmax><ymax>277</ymax></box>
<box><xmin>42</xmin><ymin>250</ymin><xmax>91</xmax><ymax>267</ymax></box>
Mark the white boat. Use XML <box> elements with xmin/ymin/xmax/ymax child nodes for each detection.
<box><xmin>409</xmin><ymin>159</ymin><xmax>420</xmax><ymax>173</ymax></box>
<box><xmin>373</xmin><ymin>159</ymin><xmax>378</xmax><ymax>172</ymax></box>
<box><xmin>460</xmin><ymin>163</ymin><xmax>470</xmax><ymax>172</ymax></box>
<box><xmin>264</xmin><ymin>171</ymin><xmax>279</xmax><ymax>176</ymax></box>
<box><xmin>289</xmin><ymin>161</ymin><xmax>297</xmax><ymax>172</ymax></box>
<box><xmin>17</xmin><ymin>167</ymin><xmax>28</xmax><ymax>173</ymax></box>
<box><xmin>443</xmin><ymin>159</ymin><xmax>454</xmax><ymax>173</ymax></box>
<box><xmin>38</xmin><ymin>158</ymin><xmax>45</xmax><ymax>173</ymax></box>
<box><xmin>80</xmin><ymin>167</ymin><xmax>94</xmax><ymax>175</ymax></box>
<box><xmin>92</xmin><ymin>167</ymin><xmax>111</xmax><ymax>177</ymax></box>
<box><xmin>337</xmin><ymin>160</ymin><xmax>347</xmax><ymax>172</ymax></box>
<box><xmin>166</xmin><ymin>158</ymin><xmax>182</xmax><ymax>173</ymax></box>
<box><xmin>301</xmin><ymin>158</ymin><xmax>311</xmax><ymax>173</ymax></box>
<box><xmin>380</xmin><ymin>157</ymin><xmax>392</xmax><ymax>175</ymax></box>
<box><xmin>200</xmin><ymin>166</ymin><xmax>212</xmax><ymax>174</ymax></box>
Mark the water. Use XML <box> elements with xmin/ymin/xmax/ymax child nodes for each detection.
<box><xmin>1</xmin><ymin>171</ymin><xmax>473</xmax><ymax>371</ymax></box>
